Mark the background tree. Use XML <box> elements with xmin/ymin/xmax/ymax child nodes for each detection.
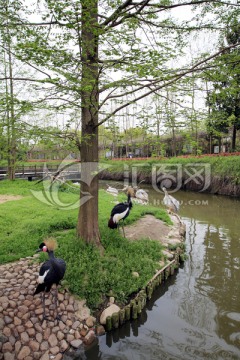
<box><xmin>0</xmin><ymin>0</ymin><xmax>239</xmax><ymax>247</ymax></box>
<box><xmin>206</xmin><ymin>21</ymin><xmax>240</xmax><ymax>151</ymax></box>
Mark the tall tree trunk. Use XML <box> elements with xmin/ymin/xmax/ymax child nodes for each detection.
<box><xmin>7</xmin><ymin>47</ymin><xmax>16</xmax><ymax>180</ymax></box>
<box><xmin>77</xmin><ymin>0</ymin><xmax>102</xmax><ymax>249</ymax></box>
<box><xmin>5</xmin><ymin>1</ymin><xmax>16</xmax><ymax>180</ymax></box>
<box><xmin>232</xmin><ymin>123</ymin><xmax>236</xmax><ymax>152</ymax></box>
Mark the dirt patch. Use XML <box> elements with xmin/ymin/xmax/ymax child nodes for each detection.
<box><xmin>124</xmin><ymin>214</ymin><xmax>184</xmax><ymax>247</ymax></box>
<box><xmin>0</xmin><ymin>194</ymin><xmax>23</xmax><ymax>204</ymax></box>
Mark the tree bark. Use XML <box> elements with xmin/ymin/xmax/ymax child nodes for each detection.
<box><xmin>77</xmin><ymin>0</ymin><xmax>103</xmax><ymax>249</ymax></box>
<box><xmin>4</xmin><ymin>2</ymin><xmax>16</xmax><ymax>180</ymax></box>
<box><xmin>232</xmin><ymin>123</ymin><xmax>236</xmax><ymax>152</ymax></box>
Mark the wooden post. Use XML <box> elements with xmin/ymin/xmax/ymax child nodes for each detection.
<box><xmin>125</xmin><ymin>305</ymin><xmax>131</xmax><ymax>321</ymax></box>
<box><xmin>112</xmin><ymin>312</ymin><xmax>119</xmax><ymax>329</ymax></box>
<box><xmin>119</xmin><ymin>309</ymin><xmax>125</xmax><ymax>325</ymax></box>
<box><xmin>106</xmin><ymin>316</ymin><xmax>112</xmax><ymax>331</ymax></box>
<box><xmin>132</xmin><ymin>304</ymin><xmax>138</xmax><ymax>319</ymax></box>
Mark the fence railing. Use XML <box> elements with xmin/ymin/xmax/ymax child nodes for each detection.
<box><xmin>0</xmin><ymin>164</ymin><xmax>81</xmax><ymax>179</ymax></box>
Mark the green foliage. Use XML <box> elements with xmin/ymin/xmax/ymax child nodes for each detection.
<box><xmin>206</xmin><ymin>21</ymin><xmax>240</xmax><ymax>150</ymax></box>
<box><xmin>102</xmin><ymin>155</ymin><xmax>240</xmax><ymax>182</ymax></box>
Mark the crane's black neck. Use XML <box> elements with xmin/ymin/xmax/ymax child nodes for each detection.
<box><xmin>48</xmin><ymin>251</ymin><xmax>55</xmax><ymax>259</ymax></box>
<box><xmin>127</xmin><ymin>193</ymin><xmax>132</xmax><ymax>208</ymax></box>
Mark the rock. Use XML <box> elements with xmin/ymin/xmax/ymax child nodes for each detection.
<box><xmin>53</xmin><ymin>354</ymin><xmax>63</xmax><ymax>360</ymax></box>
<box><xmin>2</xmin><ymin>327</ymin><xmax>11</xmax><ymax>337</ymax></box>
<box><xmin>14</xmin><ymin>340</ymin><xmax>21</xmax><ymax>353</ymax></box>
<box><xmin>86</xmin><ymin>316</ymin><xmax>96</xmax><ymax>328</ymax></box>
<box><xmin>162</xmin><ymin>250</ymin><xmax>174</xmax><ymax>260</ymax></box>
<box><xmin>2</xmin><ymin>342</ymin><xmax>13</xmax><ymax>353</ymax></box>
<box><xmin>48</xmin><ymin>333</ymin><xmax>58</xmax><ymax>347</ymax></box>
<box><xmin>80</xmin><ymin>327</ymin><xmax>88</xmax><ymax>337</ymax></box>
<box><xmin>75</xmin><ymin>306</ymin><xmax>90</xmax><ymax>321</ymax></box>
<box><xmin>70</xmin><ymin>339</ymin><xmax>83</xmax><ymax>349</ymax></box>
<box><xmin>72</xmin><ymin>320</ymin><xmax>80</xmax><ymax>330</ymax></box>
<box><xmin>0</xmin><ymin>318</ymin><xmax>4</xmax><ymax>331</ymax></box>
<box><xmin>57</xmin><ymin>331</ymin><xmax>65</xmax><ymax>341</ymax></box>
<box><xmin>60</xmin><ymin>339</ymin><xmax>68</xmax><ymax>352</ymax></box>
<box><xmin>3</xmin><ymin>352</ymin><xmax>15</xmax><ymax>360</ymax></box>
<box><xmin>49</xmin><ymin>346</ymin><xmax>60</xmax><ymax>355</ymax></box>
<box><xmin>100</xmin><ymin>304</ymin><xmax>120</xmax><ymax>325</ymax></box>
<box><xmin>74</xmin><ymin>330</ymin><xmax>81</xmax><ymax>339</ymax></box>
<box><xmin>83</xmin><ymin>330</ymin><xmax>96</xmax><ymax>346</ymax></box>
<box><xmin>20</xmin><ymin>332</ymin><xmax>29</xmax><ymax>343</ymax></box>
<box><xmin>40</xmin><ymin>341</ymin><xmax>49</xmax><ymax>351</ymax></box>
<box><xmin>4</xmin><ymin>316</ymin><xmax>12</xmax><ymax>325</ymax></box>
<box><xmin>17</xmin><ymin>345</ymin><xmax>31</xmax><ymax>360</ymax></box>
<box><xmin>25</xmin><ymin>320</ymin><xmax>33</xmax><ymax>328</ymax></box>
<box><xmin>66</xmin><ymin>334</ymin><xmax>75</xmax><ymax>342</ymax></box>
<box><xmin>58</xmin><ymin>321</ymin><xmax>65</xmax><ymax>331</ymax></box>
<box><xmin>14</xmin><ymin>317</ymin><xmax>22</xmax><ymax>326</ymax></box>
<box><xmin>96</xmin><ymin>325</ymin><xmax>105</xmax><ymax>336</ymax></box>
<box><xmin>132</xmin><ymin>272</ymin><xmax>139</xmax><ymax>277</ymax></box>
<box><xmin>36</xmin><ymin>332</ymin><xmax>43</xmax><ymax>343</ymax></box>
<box><xmin>33</xmin><ymin>352</ymin><xmax>41</xmax><ymax>360</ymax></box>
<box><xmin>43</xmin><ymin>328</ymin><xmax>51</xmax><ymax>340</ymax></box>
<box><xmin>27</xmin><ymin>327</ymin><xmax>35</xmax><ymax>337</ymax></box>
<box><xmin>66</xmin><ymin>304</ymin><xmax>74</xmax><ymax>312</ymax></box>
<box><xmin>18</xmin><ymin>305</ymin><xmax>28</xmax><ymax>315</ymax></box>
<box><xmin>29</xmin><ymin>340</ymin><xmax>40</xmax><ymax>352</ymax></box>
<box><xmin>8</xmin><ymin>335</ymin><xmax>16</xmax><ymax>346</ymax></box>
<box><xmin>39</xmin><ymin>350</ymin><xmax>49</xmax><ymax>360</ymax></box>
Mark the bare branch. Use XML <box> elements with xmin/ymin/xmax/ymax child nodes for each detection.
<box><xmin>96</xmin><ymin>41</ymin><xmax>240</xmax><ymax>127</ymax></box>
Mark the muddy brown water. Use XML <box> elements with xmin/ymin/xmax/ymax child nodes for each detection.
<box><xmin>67</xmin><ymin>182</ymin><xmax>240</xmax><ymax>360</ymax></box>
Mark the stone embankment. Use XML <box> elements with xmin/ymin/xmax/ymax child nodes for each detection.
<box><xmin>0</xmin><ymin>256</ymin><xmax>105</xmax><ymax>360</ymax></box>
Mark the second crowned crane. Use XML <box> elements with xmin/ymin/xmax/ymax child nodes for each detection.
<box><xmin>108</xmin><ymin>187</ymin><xmax>134</xmax><ymax>237</ymax></box>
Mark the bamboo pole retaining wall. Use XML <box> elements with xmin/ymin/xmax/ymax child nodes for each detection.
<box><xmin>104</xmin><ymin>250</ymin><xmax>184</xmax><ymax>331</ymax></box>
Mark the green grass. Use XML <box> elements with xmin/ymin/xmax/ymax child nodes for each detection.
<box><xmin>0</xmin><ymin>179</ymin><xmax>170</xmax><ymax>309</ymax></box>
<box><xmin>102</xmin><ymin>155</ymin><xmax>240</xmax><ymax>183</ymax></box>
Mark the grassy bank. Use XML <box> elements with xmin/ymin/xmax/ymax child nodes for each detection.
<box><xmin>102</xmin><ymin>154</ymin><xmax>240</xmax><ymax>181</ymax></box>
<box><xmin>0</xmin><ymin>180</ymin><xmax>171</xmax><ymax>309</ymax></box>
<box><xmin>99</xmin><ymin>155</ymin><xmax>240</xmax><ymax>197</ymax></box>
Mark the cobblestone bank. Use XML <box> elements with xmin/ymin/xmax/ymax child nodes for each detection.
<box><xmin>0</xmin><ymin>256</ymin><xmax>105</xmax><ymax>360</ymax></box>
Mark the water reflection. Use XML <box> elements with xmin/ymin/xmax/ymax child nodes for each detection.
<box><xmin>71</xmin><ymin>183</ymin><xmax>240</xmax><ymax>359</ymax></box>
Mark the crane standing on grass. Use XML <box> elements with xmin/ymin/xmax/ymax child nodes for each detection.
<box><xmin>34</xmin><ymin>238</ymin><xmax>66</xmax><ymax>321</ymax></box>
<box><xmin>108</xmin><ymin>188</ymin><xmax>133</xmax><ymax>237</ymax></box>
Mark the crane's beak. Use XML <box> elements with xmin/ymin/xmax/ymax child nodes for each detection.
<box><xmin>36</xmin><ymin>248</ymin><xmax>41</xmax><ymax>253</ymax></box>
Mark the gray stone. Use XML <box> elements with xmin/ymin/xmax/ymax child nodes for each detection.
<box><xmin>100</xmin><ymin>304</ymin><xmax>120</xmax><ymax>325</ymax></box>
<box><xmin>70</xmin><ymin>339</ymin><xmax>83</xmax><ymax>349</ymax></box>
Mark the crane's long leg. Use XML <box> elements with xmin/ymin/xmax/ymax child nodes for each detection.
<box><xmin>117</xmin><ymin>222</ymin><xmax>126</xmax><ymax>237</ymax></box>
<box><xmin>121</xmin><ymin>222</ymin><xmax>126</xmax><ymax>238</ymax></box>
<box><xmin>42</xmin><ymin>290</ymin><xmax>47</xmax><ymax>322</ymax></box>
<box><xmin>55</xmin><ymin>286</ymin><xmax>61</xmax><ymax>321</ymax></box>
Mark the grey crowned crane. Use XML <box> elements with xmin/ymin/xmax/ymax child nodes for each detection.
<box><xmin>108</xmin><ymin>188</ymin><xmax>133</xmax><ymax>237</ymax></box>
<box><xmin>34</xmin><ymin>238</ymin><xmax>66</xmax><ymax>321</ymax></box>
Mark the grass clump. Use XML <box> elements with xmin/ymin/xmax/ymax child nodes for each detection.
<box><xmin>0</xmin><ymin>180</ymin><xmax>169</xmax><ymax>309</ymax></box>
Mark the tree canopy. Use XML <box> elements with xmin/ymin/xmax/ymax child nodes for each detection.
<box><xmin>0</xmin><ymin>0</ymin><xmax>239</xmax><ymax>246</ymax></box>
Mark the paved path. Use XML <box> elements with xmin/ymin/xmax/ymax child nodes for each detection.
<box><xmin>0</xmin><ymin>256</ymin><xmax>102</xmax><ymax>360</ymax></box>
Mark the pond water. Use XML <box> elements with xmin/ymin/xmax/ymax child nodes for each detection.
<box><xmin>69</xmin><ymin>183</ymin><xmax>240</xmax><ymax>360</ymax></box>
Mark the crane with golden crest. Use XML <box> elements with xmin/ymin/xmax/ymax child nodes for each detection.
<box><xmin>34</xmin><ymin>238</ymin><xmax>66</xmax><ymax>321</ymax></box>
